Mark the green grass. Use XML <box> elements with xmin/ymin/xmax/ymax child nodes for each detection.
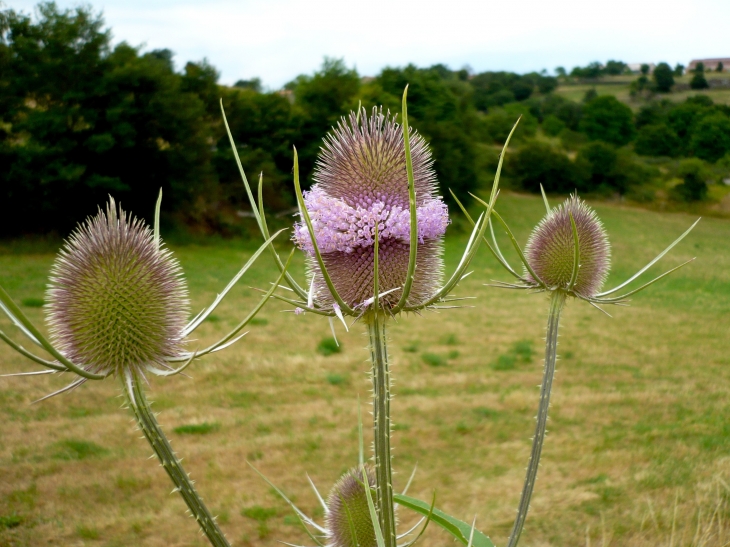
<box><xmin>173</xmin><ymin>422</ymin><xmax>220</xmax><ymax>435</ymax></box>
<box><xmin>1</xmin><ymin>193</ymin><xmax>729</xmax><ymax>546</ymax></box>
<box><xmin>317</xmin><ymin>336</ymin><xmax>341</xmax><ymax>356</ymax></box>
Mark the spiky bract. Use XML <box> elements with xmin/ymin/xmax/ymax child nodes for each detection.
<box><xmin>294</xmin><ymin>108</ymin><xmax>448</xmax><ymax>310</ymax></box>
<box><xmin>46</xmin><ymin>198</ymin><xmax>189</xmax><ymax>376</ymax></box>
<box><xmin>325</xmin><ymin>464</ymin><xmax>378</xmax><ymax>547</ymax></box>
<box><xmin>524</xmin><ymin>195</ymin><xmax>611</xmax><ymax>297</ymax></box>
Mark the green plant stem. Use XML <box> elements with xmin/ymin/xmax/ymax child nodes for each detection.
<box><xmin>124</xmin><ymin>373</ymin><xmax>230</xmax><ymax>547</ymax></box>
<box><xmin>506</xmin><ymin>290</ymin><xmax>566</xmax><ymax>547</ymax></box>
<box><xmin>366</xmin><ymin>311</ymin><xmax>396</xmax><ymax>547</ymax></box>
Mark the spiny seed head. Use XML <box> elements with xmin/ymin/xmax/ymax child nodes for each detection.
<box><xmin>45</xmin><ymin>198</ymin><xmax>189</xmax><ymax>376</ymax></box>
<box><xmin>294</xmin><ymin>107</ymin><xmax>449</xmax><ymax>310</ymax></box>
<box><xmin>325</xmin><ymin>464</ymin><xmax>377</xmax><ymax>547</ymax></box>
<box><xmin>524</xmin><ymin>195</ymin><xmax>611</xmax><ymax>297</ymax></box>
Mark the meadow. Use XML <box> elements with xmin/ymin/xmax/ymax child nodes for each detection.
<box><xmin>554</xmin><ymin>72</ymin><xmax>730</xmax><ymax>108</ymax></box>
<box><xmin>1</xmin><ymin>193</ymin><xmax>729</xmax><ymax>547</ymax></box>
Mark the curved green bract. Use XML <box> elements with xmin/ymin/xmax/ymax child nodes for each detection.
<box><xmin>393</xmin><ymin>494</ymin><xmax>494</xmax><ymax>547</ymax></box>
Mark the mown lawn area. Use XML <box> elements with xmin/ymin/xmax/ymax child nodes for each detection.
<box><xmin>1</xmin><ymin>193</ymin><xmax>729</xmax><ymax>547</ymax></box>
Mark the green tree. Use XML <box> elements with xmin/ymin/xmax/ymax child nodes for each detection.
<box><xmin>579</xmin><ymin>95</ymin><xmax>635</xmax><ymax>146</ymax></box>
<box><xmin>542</xmin><ymin>114</ymin><xmax>566</xmax><ymax>136</ymax></box>
<box><xmin>0</xmin><ymin>3</ymin><xmax>214</xmax><ymax>235</ymax></box>
<box><xmin>674</xmin><ymin>158</ymin><xmax>709</xmax><ymax>201</ymax></box>
<box><xmin>292</xmin><ymin>57</ymin><xmax>360</xmax><ymax>184</ymax></box>
<box><xmin>690</xmin><ymin>63</ymin><xmax>709</xmax><ymax>90</ymax></box>
<box><xmin>575</xmin><ymin>141</ymin><xmax>632</xmax><ymax>193</ymax></box>
<box><xmin>635</xmin><ymin>124</ymin><xmax>680</xmax><ymax>157</ymax></box>
<box><xmin>512</xmin><ymin>142</ymin><xmax>584</xmax><ymax>193</ymax></box>
<box><xmin>377</xmin><ymin>64</ymin><xmax>480</xmax><ymax>202</ymax></box>
<box><xmin>717</xmin><ymin>62</ymin><xmax>724</xmax><ymax>73</ymax></box>
<box><xmin>653</xmin><ymin>62</ymin><xmax>674</xmax><ymax>92</ymax></box>
<box><xmin>689</xmin><ymin>113</ymin><xmax>730</xmax><ymax>162</ymax></box>
<box><xmin>674</xmin><ymin>63</ymin><xmax>685</xmax><ymax>76</ymax></box>
<box><xmin>604</xmin><ymin>60</ymin><xmax>627</xmax><ymax>75</ymax></box>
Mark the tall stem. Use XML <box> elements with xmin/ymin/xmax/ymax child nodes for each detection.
<box><xmin>124</xmin><ymin>372</ymin><xmax>231</xmax><ymax>547</ymax></box>
<box><xmin>366</xmin><ymin>311</ymin><xmax>396</xmax><ymax>547</ymax></box>
<box><xmin>506</xmin><ymin>290</ymin><xmax>566</xmax><ymax>547</ymax></box>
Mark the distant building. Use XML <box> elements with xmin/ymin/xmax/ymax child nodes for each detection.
<box><xmin>627</xmin><ymin>63</ymin><xmax>656</xmax><ymax>74</ymax></box>
<box><xmin>688</xmin><ymin>58</ymin><xmax>730</xmax><ymax>71</ymax></box>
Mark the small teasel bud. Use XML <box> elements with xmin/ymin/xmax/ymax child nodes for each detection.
<box><xmin>325</xmin><ymin>464</ymin><xmax>378</xmax><ymax>547</ymax></box>
<box><xmin>294</xmin><ymin>107</ymin><xmax>449</xmax><ymax>310</ymax></box>
<box><xmin>524</xmin><ymin>195</ymin><xmax>611</xmax><ymax>297</ymax></box>
<box><xmin>45</xmin><ymin>198</ymin><xmax>189</xmax><ymax>376</ymax></box>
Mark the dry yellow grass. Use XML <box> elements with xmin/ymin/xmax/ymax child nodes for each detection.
<box><xmin>1</xmin><ymin>193</ymin><xmax>729</xmax><ymax>547</ymax></box>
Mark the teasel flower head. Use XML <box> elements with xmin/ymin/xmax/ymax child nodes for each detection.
<box><xmin>0</xmin><ymin>191</ymin><xmax>289</xmax><ymax>401</ymax></box>
<box><xmin>293</xmin><ymin>107</ymin><xmax>448</xmax><ymax>312</ymax></box>
<box><xmin>222</xmin><ymin>87</ymin><xmax>500</xmax><ymax>331</ymax></box>
<box><xmin>461</xmin><ymin>185</ymin><xmax>699</xmax><ymax>310</ymax></box>
<box><xmin>325</xmin><ymin>464</ymin><xmax>378</xmax><ymax>547</ymax></box>
<box><xmin>523</xmin><ymin>195</ymin><xmax>610</xmax><ymax>298</ymax></box>
<box><xmin>46</xmin><ymin>198</ymin><xmax>189</xmax><ymax>377</ymax></box>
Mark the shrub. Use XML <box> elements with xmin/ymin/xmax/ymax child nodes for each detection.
<box><xmin>674</xmin><ymin>158</ymin><xmax>709</xmax><ymax>201</ymax></box>
<box><xmin>580</xmin><ymin>96</ymin><xmax>635</xmax><ymax>146</ymax></box>
<box><xmin>635</xmin><ymin>124</ymin><xmax>681</xmax><ymax>157</ymax></box>
<box><xmin>542</xmin><ymin>115</ymin><xmax>566</xmax><ymax>137</ymax></box>
<box><xmin>576</xmin><ymin>142</ymin><xmax>621</xmax><ymax>192</ymax></box>
<box><xmin>690</xmin><ymin>72</ymin><xmax>709</xmax><ymax>90</ymax></box>
<box><xmin>690</xmin><ymin>114</ymin><xmax>730</xmax><ymax>162</ymax></box>
<box><xmin>513</xmin><ymin>142</ymin><xmax>583</xmax><ymax>193</ymax></box>
<box><xmin>653</xmin><ymin>62</ymin><xmax>674</xmax><ymax>92</ymax></box>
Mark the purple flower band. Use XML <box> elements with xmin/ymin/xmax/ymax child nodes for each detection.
<box><xmin>293</xmin><ymin>187</ymin><xmax>449</xmax><ymax>255</ymax></box>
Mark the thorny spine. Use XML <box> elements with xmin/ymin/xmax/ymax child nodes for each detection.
<box><xmin>125</xmin><ymin>372</ymin><xmax>231</xmax><ymax>547</ymax></box>
<box><xmin>507</xmin><ymin>290</ymin><xmax>566</xmax><ymax>547</ymax></box>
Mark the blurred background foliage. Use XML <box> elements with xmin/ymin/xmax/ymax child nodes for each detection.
<box><xmin>2</xmin><ymin>3</ymin><xmax>730</xmax><ymax>238</ymax></box>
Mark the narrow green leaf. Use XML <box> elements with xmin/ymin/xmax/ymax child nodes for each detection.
<box><xmin>392</xmin><ymin>84</ymin><xmax>418</xmax><ymax>314</ymax></box>
<box><xmin>248</xmin><ymin>463</ymin><xmax>325</xmax><ymax>546</ymax></box>
<box><xmin>0</xmin><ymin>285</ymin><xmax>106</xmax><ymax>380</ymax></box>
<box><xmin>539</xmin><ymin>184</ymin><xmax>550</xmax><ymax>214</ymax></box>
<box><xmin>363</xmin><ymin>467</ymin><xmax>387</xmax><ymax>547</ymax></box>
<box><xmin>154</xmin><ymin>188</ymin><xmax>163</xmax><ymax>249</ymax></box>
<box><xmin>595</xmin><ymin>218</ymin><xmax>700</xmax><ymax>297</ymax></box>
<box><xmin>394</xmin><ymin>494</ymin><xmax>494</xmax><ymax>547</ymax></box>
<box><xmin>292</xmin><ymin>147</ymin><xmax>354</xmax><ymax>315</ymax></box>
<box><xmin>490</xmin><ymin>209</ymin><xmax>545</xmax><ymax>288</ymax></box>
<box><xmin>220</xmin><ymin>100</ymin><xmax>307</xmax><ymax>300</ymax></box>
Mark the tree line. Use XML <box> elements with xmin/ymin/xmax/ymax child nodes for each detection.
<box><xmin>2</xmin><ymin>3</ymin><xmax>728</xmax><ymax>236</ymax></box>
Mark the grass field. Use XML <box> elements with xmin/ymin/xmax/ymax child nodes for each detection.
<box><xmin>1</xmin><ymin>193</ymin><xmax>729</xmax><ymax>547</ymax></box>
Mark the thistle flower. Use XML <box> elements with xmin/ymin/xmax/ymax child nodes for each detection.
<box><xmin>45</xmin><ymin>199</ymin><xmax>189</xmax><ymax>379</ymax></box>
<box><xmin>222</xmin><ymin>87</ymin><xmax>502</xmax><ymax>547</ymax></box>
<box><xmin>293</xmin><ymin>108</ymin><xmax>448</xmax><ymax>311</ymax></box>
<box><xmin>456</xmin><ymin>188</ymin><xmax>698</xmax><ymax>547</ymax></box>
<box><xmin>523</xmin><ymin>194</ymin><xmax>610</xmax><ymax>298</ymax></box>
<box><xmin>325</xmin><ymin>465</ymin><xmax>378</xmax><ymax>547</ymax></box>
<box><xmin>0</xmin><ymin>192</ymin><xmax>288</xmax><ymax>547</ymax></box>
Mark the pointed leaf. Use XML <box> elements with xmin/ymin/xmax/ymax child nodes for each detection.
<box><xmin>393</xmin><ymin>494</ymin><xmax>495</xmax><ymax>547</ymax></box>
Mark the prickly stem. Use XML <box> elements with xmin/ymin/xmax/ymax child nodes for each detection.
<box><xmin>124</xmin><ymin>373</ymin><xmax>230</xmax><ymax>547</ymax></box>
<box><xmin>507</xmin><ymin>290</ymin><xmax>566</xmax><ymax>547</ymax></box>
<box><xmin>366</xmin><ymin>311</ymin><xmax>396</xmax><ymax>547</ymax></box>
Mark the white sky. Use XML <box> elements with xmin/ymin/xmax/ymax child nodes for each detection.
<box><xmin>9</xmin><ymin>0</ymin><xmax>730</xmax><ymax>89</ymax></box>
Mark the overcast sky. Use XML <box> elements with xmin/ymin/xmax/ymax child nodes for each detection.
<box><xmin>9</xmin><ymin>0</ymin><xmax>730</xmax><ymax>89</ymax></box>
